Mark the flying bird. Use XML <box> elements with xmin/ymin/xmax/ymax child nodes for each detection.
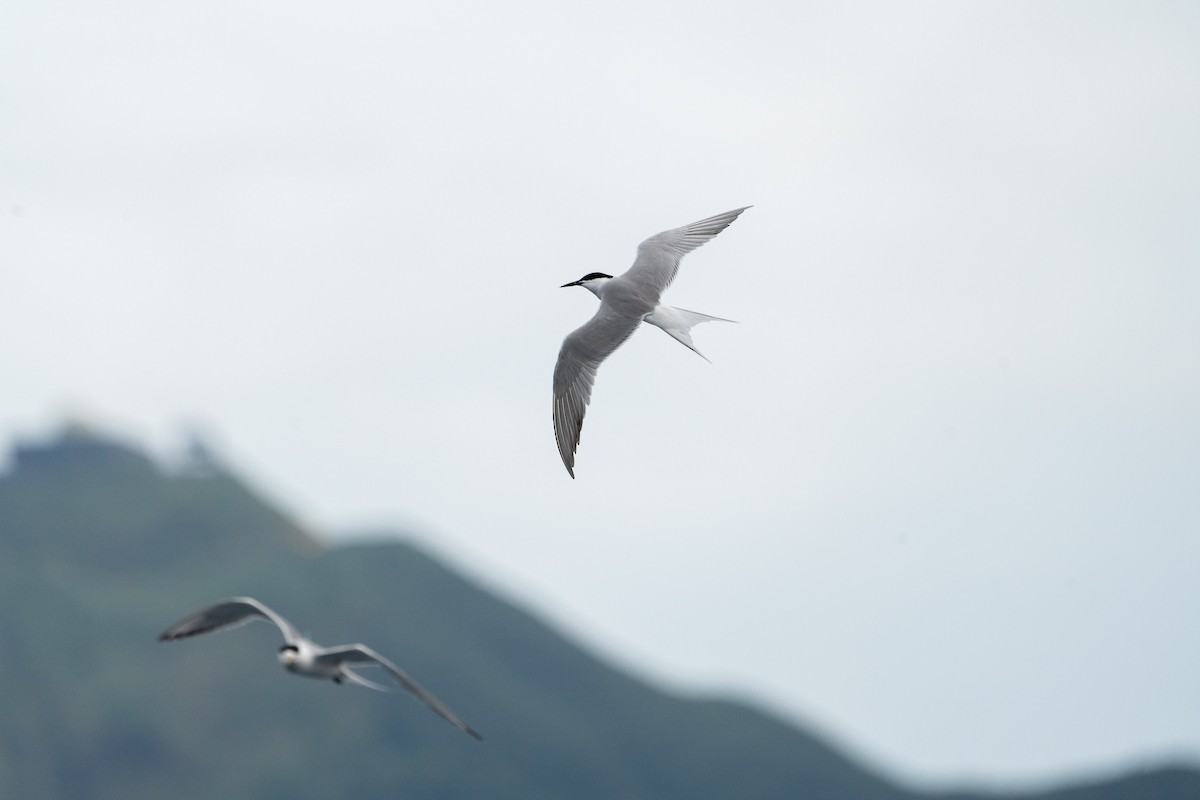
<box><xmin>158</xmin><ymin>596</ymin><xmax>482</xmax><ymax>740</ymax></box>
<box><xmin>553</xmin><ymin>206</ymin><xmax>749</xmax><ymax>477</ymax></box>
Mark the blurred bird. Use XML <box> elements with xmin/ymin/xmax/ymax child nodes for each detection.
<box><xmin>553</xmin><ymin>206</ymin><xmax>749</xmax><ymax>477</ymax></box>
<box><xmin>158</xmin><ymin>596</ymin><xmax>482</xmax><ymax>740</ymax></box>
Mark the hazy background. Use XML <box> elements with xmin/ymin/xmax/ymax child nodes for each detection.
<box><xmin>2</xmin><ymin>0</ymin><xmax>1198</xmax><ymax>787</ymax></box>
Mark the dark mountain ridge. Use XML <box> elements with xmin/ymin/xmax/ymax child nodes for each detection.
<box><xmin>0</xmin><ymin>426</ymin><xmax>1195</xmax><ymax>799</ymax></box>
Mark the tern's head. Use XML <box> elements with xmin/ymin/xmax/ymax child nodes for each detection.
<box><xmin>561</xmin><ymin>272</ymin><xmax>613</xmax><ymax>298</ymax></box>
<box><xmin>278</xmin><ymin>644</ymin><xmax>299</xmax><ymax>665</ymax></box>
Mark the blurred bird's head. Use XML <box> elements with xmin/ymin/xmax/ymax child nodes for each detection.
<box><xmin>278</xmin><ymin>644</ymin><xmax>299</xmax><ymax>666</ymax></box>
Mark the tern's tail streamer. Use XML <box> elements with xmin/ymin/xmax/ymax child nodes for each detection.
<box><xmin>643</xmin><ymin>305</ymin><xmax>735</xmax><ymax>362</ymax></box>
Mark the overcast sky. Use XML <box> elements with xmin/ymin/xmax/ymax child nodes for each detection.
<box><xmin>3</xmin><ymin>0</ymin><xmax>1199</xmax><ymax>788</ymax></box>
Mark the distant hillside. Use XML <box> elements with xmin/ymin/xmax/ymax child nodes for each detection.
<box><xmin>0</xmin><ymin>426</ymin><xmax>1195</xmax><ymax>799</ymax></box>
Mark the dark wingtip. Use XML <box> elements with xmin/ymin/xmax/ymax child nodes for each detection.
<box><xmin>158</xmin><ymin>626</ymin><xmax>208</xmax><ymax>642</ymax></box>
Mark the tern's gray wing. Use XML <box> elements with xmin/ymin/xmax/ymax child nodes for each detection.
<box><xmin>316</xmin><ymin>645</ymin><xmax>483</xmax><ymax>740</ymax></box>
<box><xmin>619</xmin><ymin>206</ymin><xmax>749</xmax><ymax>301</ymax></box>
<box><xmin>552</xmin><ymin>308</ymin><xmax>642</xmax><ymax>477</ymax></box>
<box><xmin>157</xmin><ymin>596</ymin><xmax>302</xmax><ymax>646</ymax></box>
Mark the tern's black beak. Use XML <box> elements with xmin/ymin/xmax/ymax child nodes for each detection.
<box><xmin>560</xmin><ymin>280</ymin><xmax>581</xmax><ymax>288</ymax></box>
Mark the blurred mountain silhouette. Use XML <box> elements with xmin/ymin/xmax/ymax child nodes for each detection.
<box><xmin>0</xmin><ymin>425</ymin><xmax>1195</xmax><ymax>799</ymax></box>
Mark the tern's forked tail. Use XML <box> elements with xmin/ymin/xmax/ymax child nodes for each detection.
<box><xmin>642</xmin><ymin>305</ymin><xmax>735</xmax><ymax>362</ymax></box>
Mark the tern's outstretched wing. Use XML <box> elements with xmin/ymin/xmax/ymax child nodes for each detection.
<box><xmin>316</xmin><ymin>644</ymin><xmax>483</xmax><ymax>740</ymax></box>
<box><xmin>157</xmin><ymin>597</ymin><xmax>301</xmax><ymax>646</ymax></box>
<box><xmin>552</xmin><ymin>308</ymin><xmax>642</xmax><ymax>477</ymax></box>
<box><xmin>620</xmin><ymin>206</ymin><xmax>749</xmax><ymax>301</ymax></box>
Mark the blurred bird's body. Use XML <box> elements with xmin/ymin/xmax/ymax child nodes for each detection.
<box><xmin>159</xmin><ymin>596</ymin><xmax>482</xmax><ymax>740</ymax></box>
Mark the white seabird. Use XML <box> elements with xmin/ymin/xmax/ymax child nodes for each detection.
<box><xmin>158</xmin><ymin>596</ymin><xmax>482</xmax><ymax>740</ymax></box>
<box><xmin>553</xmin><ymin>206</ymin><xmax>749</xmax><ymax>477</ymax></box>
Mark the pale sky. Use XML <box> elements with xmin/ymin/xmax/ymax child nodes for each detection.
<box><xmin>2</xmin><ymin>0</ymin><xmax>1198</xmax><ymax>788</ymax></box>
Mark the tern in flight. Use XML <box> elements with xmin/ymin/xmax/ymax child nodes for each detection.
<box><xmin>553</xmin><ymin>206</ymin><xmax>749</xmax><ymax>477</ymax></box>
<box><xmin>158</xmin><ymin>596</ymin><xmax>482</xmax><ymax>740</ymax></box>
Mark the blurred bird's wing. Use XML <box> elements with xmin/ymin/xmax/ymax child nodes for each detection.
<box><xmin>317</xmin><ymin>644</ymin><xmax>483</xmax><ymax>740</ymax></box>
<box><xmin>158</xmin><ymin>596</ymin><xmax>302</xmax><ymax>647</ymax></box>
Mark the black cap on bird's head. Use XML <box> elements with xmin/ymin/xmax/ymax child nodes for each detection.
<box><xmin>278</xmin><ymin>643</ymin><xmax>300</xmax><ymax>665</ymax></box>
<box><xmin>561</xmin><ymin>272</ymin><xmax>613</xmax><ymax>288</ymax></box>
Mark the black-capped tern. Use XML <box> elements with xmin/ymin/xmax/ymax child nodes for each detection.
<box><xmin>158</xmin><ymin>596</ymin><xmax>482</xmax><ymax>740</ymax></box>
<box><xmin>553</xmin><ymin>206</ymin><xmax>749</xmax><ymax>477</ymax></box>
